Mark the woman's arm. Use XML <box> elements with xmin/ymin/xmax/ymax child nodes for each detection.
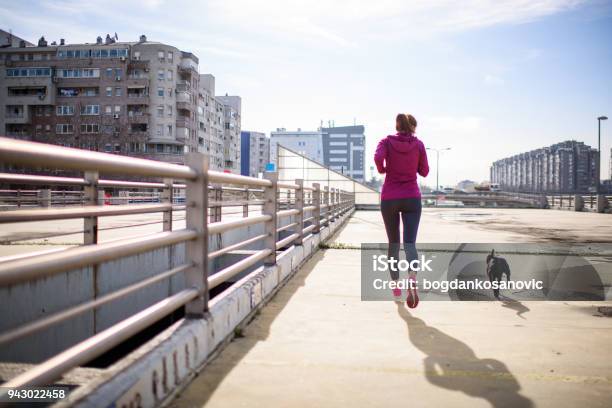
<box><xmin>418</xmin><ymin>142</ymin><xmax>429</xmax><ymax>177</ymax></box>
<box><xmin>374</xmin><ymin>139</ymin><xmax>387</xmax><ymax>174</ymax></box>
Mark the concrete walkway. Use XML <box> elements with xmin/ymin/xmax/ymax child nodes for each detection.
<box><xmin>171</xmin><ymin>211</ymin><xmax>612</xmax><ymax>408</ymax></box>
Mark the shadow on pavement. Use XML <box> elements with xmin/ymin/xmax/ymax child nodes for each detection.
<box><xmin>396</xmin><ymin>303</ymin><xmax>533</xmax><ymax>408</ymax></box>
<box><xmin>500</xmin><ymin>298</ymin><xmax>530</xmax><ymax>319</ymax></box>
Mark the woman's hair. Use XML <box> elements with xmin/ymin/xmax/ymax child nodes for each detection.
<box><xmin>396</xmin><ymin>113</ymin><xmax>417</xmax><ymax>134</ymax></box>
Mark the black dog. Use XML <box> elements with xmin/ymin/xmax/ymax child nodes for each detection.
<box><xmin>486</xmin><ymin>249</ymin><xmax>511</xmax><ymax>299</ymax></box>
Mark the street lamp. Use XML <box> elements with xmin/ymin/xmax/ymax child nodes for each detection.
<box><xmin>426</xmin><ymin>147</ymin><xmax>451</xmax><ymax>192</ymax></box>
<box><xmin>597</xmin><ymin>116</ymin><xmax>608</xmax><ymax>194</ymax></box>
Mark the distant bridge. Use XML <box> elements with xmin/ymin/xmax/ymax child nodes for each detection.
<box><xmin>422</xmin><ymin>191</ymin><xmax>611</xmax><ymax>212</ymax></box>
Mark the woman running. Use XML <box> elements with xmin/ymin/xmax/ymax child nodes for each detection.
<box><xmin>374</xmin><ymin>113</ymin><xmax>429</xmax><ymax>308</ymax></box>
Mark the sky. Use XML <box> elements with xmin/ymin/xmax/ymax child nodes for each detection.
<box><xmin>1</xmin><ymin>0</ymin><xmax>611</xmax><ymax>187</ymax></box>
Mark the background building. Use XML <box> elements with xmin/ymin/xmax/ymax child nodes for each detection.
<box><xmin>0</xmin><ymin>31</ymin><xmax>242</xmax><ymax>172</ymax></box>
<box><xmin>270</xmin><ymin>128</ymin><xmax>324</xmax><ymax>164</ymax></box>
<box><xmin>216</xmin><ymin>94</ymin><xmax>241</xmax><ymax>173</ymax></box>
<box><xmin>321</xmin><ymin>125</ymin><xmax>365</xmax><ymax>182</ymax></box>
<box><xmin>240</xmin><ymin>131</ymin><xmax>269</xmax><ymax>177</ymax></box>
<box><xmin>490</xmin><ymin>140</ymin><xmax>598</xmax><ymax>193</ymax></box>
<box><xmin>197</xmin><ymin>74</ymin><xmax>224</xmax><ymax>170</ymax></box>
<box><xmin>270</xmin><ymin>124</ymin><xmax>366</xmax><ymax>182</ymax></box>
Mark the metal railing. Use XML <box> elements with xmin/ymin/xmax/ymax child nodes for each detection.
<box><xmin>545</xmin><ymin>193</ymin><xmax>611</xmax><ymax>213</ymax></box>
<box><xmin>0</xmin><ymin>136</ymin><xmax>355</xmax><ymax>391</ymax></box>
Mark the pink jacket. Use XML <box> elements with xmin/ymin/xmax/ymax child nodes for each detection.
<box><xmin>374</xmin><ymin>132</ymin><xmax>429</xmax><ymax>200</ymax></box>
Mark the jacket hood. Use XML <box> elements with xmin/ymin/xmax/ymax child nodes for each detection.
<box><xmin>386</xmin><ymin>133</ymin><xmax>420</xmax><ymax>153</ymax></box>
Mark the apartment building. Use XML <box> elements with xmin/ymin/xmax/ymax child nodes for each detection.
<box><xmin>269</xmin><ymin>124</ymin><xmax>366</xmax><ymax>182</ymax></box>
<box><xmin>197</xmin><ymin>74</ymin><xmax>225</xmax><ymax>170</ymax></box>
<box><xmin>490</xmin><ymin>140</ymin><xmax>598</xmax><ymax>193</ymax></box>
<box><xmin>215</xmin><ymin>94</ymin><xmax>241</xmax><ymax>173</ymax></box>
<box><xmin>240</xmin><ymin>131</ymin><xmax>270</xmax><ymax>177</ymax></box>
<box><xmin>0</xmin><ymin>32</ymin><xmax>242</xmax><ymax>172</ymax></box>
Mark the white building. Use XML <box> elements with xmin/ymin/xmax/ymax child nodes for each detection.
<box><xmin>270</xmin><ymin>128</ymin><xmax>324</xmax><ymax>164</ymax></box>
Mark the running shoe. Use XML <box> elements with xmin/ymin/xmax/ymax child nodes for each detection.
<box><xmin>406</xmin><ymin>277</ymin><xmax>419</xmax><ymax>308</ymax></box>
<box><xmin>392</xmin><ymin>287</ymin><xmax>402</xmax><ymax>301</ymax></box>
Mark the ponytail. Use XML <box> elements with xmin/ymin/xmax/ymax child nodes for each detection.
<box><xmin>396</xmin><ymin>113</ymin><xmax>417</xmax><ymax>134</ymax></box>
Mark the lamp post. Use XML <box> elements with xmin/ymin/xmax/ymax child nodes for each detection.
<box><xmin>597</xmin><ymin>116</ymin><xmax>608</xmax><ymax>194</ymax></box>
<box><xmin>426</xmin><ymin>147</ymin><xmax>451</xmax><ymax>192</ymax></box>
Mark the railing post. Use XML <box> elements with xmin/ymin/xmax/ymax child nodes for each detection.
<box><xmin>313</xmin><ymin>183</ymin><xmax>321</xmax><ymax>234</ymax></box>
<box><xmin>295</xmin><ymin>179</ymin><xmax>304</xmax><ymax>245</ymax></box>
<box><xmin>211</xmin><ymin>184</ymin><xmax>222</xmax><ymax>223</ymax></box>
<box><xmin>332</xmin><ymin>188</ymin><xmax>338</xmax><ymax>220</ymax></box>
<box><xmin>243</xmin><ymin>187</ymin><xmax>249</xmax><ymax>217</ymax></box>
<box><xmin>574</xmin><ymin>194</ymin><xmax>584</xmax><ymax>212</ymax></box>
<box><xmin>39</xmin><ymin>188</ymin><xmax>51</xmax><ymax>208</ymax></box>
<box><xmin>323</xmin><ymin>186</ymin><xmax>329</xmax><ymax>225</ymax></box>
<box><xmin>597</xmin><ymin>195</ymin><xmax>608</xmax><ymax>213</ymax></box>
<box><xmin>263</xmin><ymin>171</ymin><xmax>278</xmax><ymax>265</ymax></box>
<box><xmin>185</xmin><ymin>153</ymin><xmax>209</xmax><ymax>316</ymax></box>
<box><xmin>162</xmin><ymin>178</ymin><xmax>173</xmax><ymax>231</ymax></box>
<box><xmin>83</xmin><ymin>171</ymin><xmax>99</xmax><ymax>245</ymax></box>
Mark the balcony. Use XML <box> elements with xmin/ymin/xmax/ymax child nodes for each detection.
<box><xmin>127</xmin><ymin>88</ymin><xmax>149</xmax><ymax>99</ymax></box>
<box><xmin>125</xmin><ymin>77</ymin><xmax>150</xmax><ymax>88</ymax></box>
<box><xmin>176</xmin><ymin>81</ymin><xmax>191</xmax><ymax>93</ymax></box>
<box><xmin>127</xmin><ymin>111</ymin><xmax>149</xmax><ymax>123</ymax></box>
<box><xmin>5</xmin><ymin>107</ymin><xmax>30</xmax><ymax>124</ymax></box>
<box><xmin>7</xmin><ymin>86</ymin><xmax>54</xmax><ymax>105</ymax></box>
<box><xmin>176</xmin><ymin>90</ymin><xmax>190</xmax><ymax>104</ymax></box>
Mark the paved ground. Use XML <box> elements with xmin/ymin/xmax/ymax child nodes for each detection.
<box><xmin>171</xmin><ymin>210</ymin><xmax>612</xmax><ymax>408</ymax></box>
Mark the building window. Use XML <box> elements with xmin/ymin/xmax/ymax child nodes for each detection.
<box><xmin>106</xmin><ymin>87</ymin><xmax>112</xmax><ymax>97</ymax></box>
<box><xmin>167</xmin><ymin>70</ymin><xmax>173</xmax><ymax>81</ymax></box>
<box><xmin>157</xmin><ymin>87</ymin><xmax>164</xmax><ymax>97</ymax></box>
<box><xmin>157</xmin><ymin>105</ymin><xmax>164</xmax><ymax>117</ymax></box>
<box><xmin>114</xmin><ymin>105</ymin><xmax>121</xmax><ymax>113</ymax></box>
<box><xmin>80</xmin><ymin>124</ymin><xmax>100</xmax><ymax>134</ymax></box>
<box><xmin>115</xmin><ymin>87</ymin><xmax>122</xmax><ymax>96</ymax></box>
<box><xmin>104</xmin><ymin>144</ymin><xmax>112</xmax><ymax>152</ymax></box>
<box><xmin>167</xmin><ymin>124</ymin><xmax>173</xmax><ymax>137</ymax></box>
<box><xmin>56</xmin><ymin>105</ymin><xmax>75</xmax><ymax>116</ymax></box>
<box><xmin>80</xmin><ymin>105</ymin><xmax>100</xmax><ymax>115</ymax></box>
<box><xmin>59</xmin><ymin>68</ymin><xmax>100</xmax><ymax>78</ymax></box>
<box><xmin>157</xmin><ymin>69</ymin><xmax>165</xmax><ymax>80</ymax></box>
<box><xmin>56</xmin><ymin>124</ymin><xmax>74</xmax><ymax>134</ymax></box>
<box><xmin>115</xmin><ymin>68</ymin><xmax>122</xmax><ymax>79</ymax></box>
<box><xmin>167</xmin><ymin>88</ymin><xmax>172</xmax><ymax>97</ymax></box>
<box><xmin>106</xmin><ymin>68</ymin><xmax>113</xmax><ymax>78</ymax></box>
<box><xmin>158</xmin><ymin>51</ymin><xmax>165</xmax><ymax>61</ymax></box>
<box><xmin>167</xmin><ymin>51</ymin><xmax>173</xmax><ymax>62</ymax></box>
<box><xmin>6</xmin><ymin>67</ymin><xmax>51</xmax><ymax>77</ymax></box>
<box><xmin>167</xmin><ymin>105</ymin><xmax>173</xmax><ymax>117</ymax></box>
<box><xmin>133</xmin><ymin>51</ymin><xmax>140</xmax><ymax>60</ymax></box>
<box><xmin>156</xmin><ymin>124</ymin><xmax>163</xmax><ymax>137</ymax></box>
<box><xmin>83</xmin><ymin>88</ymin><xmax>97</xmax><ymax>96</ymax></box>
<box><xmin>105</xmin><ymin>105</ymin><xmax>112</xmax><ymax>114</ymax></box>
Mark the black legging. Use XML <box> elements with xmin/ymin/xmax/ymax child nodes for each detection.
<box><xmin>380</xmin><ymin>198</ymin><xmax>422</xmax><ymax>280</ymax></box>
